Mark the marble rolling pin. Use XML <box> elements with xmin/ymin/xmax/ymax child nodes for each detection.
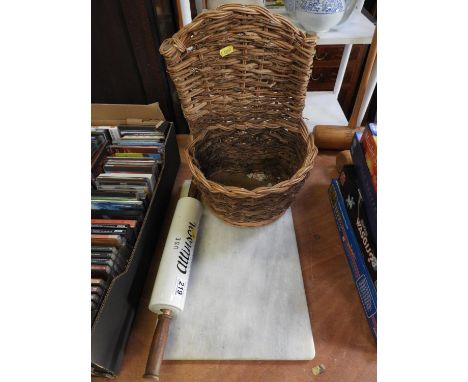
<box><xmin>143</xmin><ymin>181</ymin><xmax>202</xmax><ymax>380</ymax></box>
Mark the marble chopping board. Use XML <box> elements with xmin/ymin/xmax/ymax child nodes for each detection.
<box><xmin>163</xmin><ymin>200</ymin><xmax>315</xmax><ymax>361</ymax></box>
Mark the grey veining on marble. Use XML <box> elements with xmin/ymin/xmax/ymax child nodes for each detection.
<box><xmin>164</xmin><ymin>207</ymin><xmax>315</xmax><ymax>360</ymax></box>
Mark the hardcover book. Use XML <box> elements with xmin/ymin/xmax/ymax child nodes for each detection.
<box><xmin>329</xmin><ymin>179</ymin><xmax>377</xmax><ymax>338</ymax></box>
<box><xmin>361</xmin><ymin>123</ymin><xmax>377</xmax><ymax>192</ymax></box>
<box><xmin>338</xmin><ymin>165</ymin><xmax>377</xmax><ymax>288</ymax></box>
<box><xmin>350</xmin><ymin>132</ymin><xmax>377</xmax><ymax>244</ymax></box>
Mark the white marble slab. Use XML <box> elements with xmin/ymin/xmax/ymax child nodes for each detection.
<box><xmin>164</xmin><ymin>206</ymin><xmax>315</xmax><ymax>360</ymax></box>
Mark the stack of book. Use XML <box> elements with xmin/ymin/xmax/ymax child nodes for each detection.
<box><xmin>328</xmin><ymin>122</ymin><xmax>377</xmax><ymax>338</ymax></box>
<box><xmin>90</xmin><ymin>122</ymin><xmax>169</xmax><ymax>323</ymax></box>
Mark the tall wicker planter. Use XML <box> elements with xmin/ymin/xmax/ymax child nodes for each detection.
<box><xmin>160</xmin><ymin>4</ymin><xmax>318</xmax><ymax>227</ymax></box>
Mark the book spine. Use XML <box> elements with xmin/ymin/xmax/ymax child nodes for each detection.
<box><xmin>350</xmin><ymin>134</ymin><xmax>377</xmax><ymax>243</ymax></box>
<box><xmin>338</xmin><ymin>166</ymin><xmax>377</xmax><ymax>288</ymax></box>
<box><xmin>328</xmin><ymin>180</ymin><xmax>377</xmax><ymax>338</ymax></box>
<box><xmin>361</xmin><ymin>127</ymin><xmax>377</xmax><ymax>192</ymax></box>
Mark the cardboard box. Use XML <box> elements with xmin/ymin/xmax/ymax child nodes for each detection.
<box><xmin>91</xmin><ymin>103</ymin><xmax>180</xmax><ymax>377</ymax></box>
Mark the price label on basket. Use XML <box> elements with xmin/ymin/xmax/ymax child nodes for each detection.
<box><xmin>219</xmin><ymin>45</ymin><xmax>234</xmax><ymax>57</ymax></box>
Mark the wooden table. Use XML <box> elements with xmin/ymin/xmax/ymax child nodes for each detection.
<box><xmin>93</xmin><ymin>135</ymin><xmax>376</xmax><ymax>382</ymax></box>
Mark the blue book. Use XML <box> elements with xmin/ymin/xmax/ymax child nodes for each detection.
<box><xmin>329</xmin><ymin>179</ymin><xmax>377</xmax><ymax>338</ymax></box>
<box><xmin>350</xmin><ymin>132</ymin><xmax>377</xmax><ymax>243</ymax></box>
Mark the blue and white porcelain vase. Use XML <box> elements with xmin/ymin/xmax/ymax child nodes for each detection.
<box><xmin>296</xmin><ymin>0</ymin><xmax>354</xmax><ymax>32</ymax></box>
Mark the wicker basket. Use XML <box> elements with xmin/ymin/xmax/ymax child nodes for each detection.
<box><xmin>160</xmin><ymin>5</ymin><xmax>318</xmax><ymax>226</ymax></box>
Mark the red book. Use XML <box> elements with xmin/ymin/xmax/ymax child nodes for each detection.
<box><xmin>360</xmin><ymin>124</ymin><xmax>377</xmax><ymax>192</ymax></box>
<box><xmin>91</xmin><ymin>218</ymin><xmax>138</xmax><ymax>228</ymax></box>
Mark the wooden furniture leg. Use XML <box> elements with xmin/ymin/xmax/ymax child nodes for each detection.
<box><xmin>314</xmin><ymin>29</ymin><xmax>377</xmax><ymax>150</ymax></box>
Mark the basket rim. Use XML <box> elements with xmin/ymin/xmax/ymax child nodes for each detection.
<box><xmin>160</xmin><ymin>4</ymin><xmax>318</xmax><ymax>55</ymax></box>
<box><xmin>159</xmin><ymin>4</ymin><xmax>319</xmax><ymax>137</ymax></box>
<box><xmin>186</xmin><ymin>119</ymin><xmax>318</xmax><ymax>198</ymax></box>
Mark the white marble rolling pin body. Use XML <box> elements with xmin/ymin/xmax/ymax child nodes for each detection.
<box><xmin>148</xmin><ymin>196</ymin><xmax>203</xmax><ymax>315</ymax></box>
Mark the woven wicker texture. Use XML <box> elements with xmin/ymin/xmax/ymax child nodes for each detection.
<box><xmin>160</xmin><ymin>4</ymin><xmax>318</xmax><ymax>226</ymax></box>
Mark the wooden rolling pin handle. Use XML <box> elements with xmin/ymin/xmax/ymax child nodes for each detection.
<box><xmin>188</xmin><ymin>180</ymin><xmax>200</xmax><ymax>200</ymax></box>
<box><xmin>335</xmin><ymin>150</ymin><xmax>353</xmax><ymax>173</ymax></box>
<box><xmin>143</xmin><ymin>309</ymin><xmax>173</xmax><ymax>380</ymax></box>
<box><xmin>314</xmin><ymin>125</ymin><xmax>363</xmax><ymax>151</ymax></box>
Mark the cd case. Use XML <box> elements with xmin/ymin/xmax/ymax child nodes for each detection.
<box><xmin>90</xmin><ymin>103</ymin><xmax>180</xmax><ymax>378</ymax></box>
